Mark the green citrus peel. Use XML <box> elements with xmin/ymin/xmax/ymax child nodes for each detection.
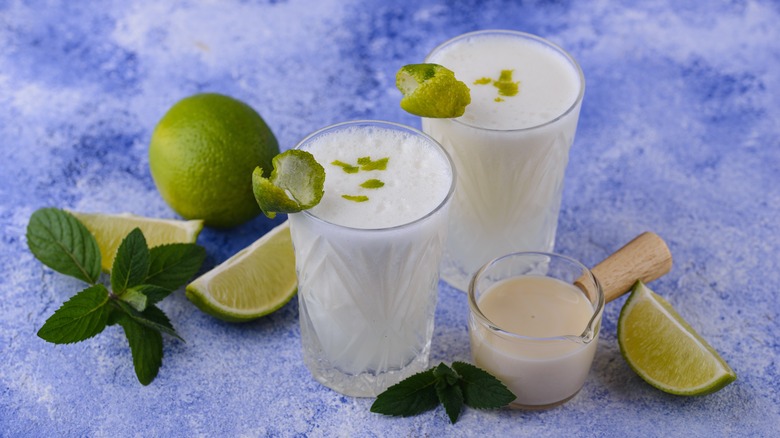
<box><xmin>342</xmin><ymin>195</ymin><xmax>369</xmax><ymax>203</ymax></box>
<box><xmin>357</xmin><ymin>156</ymin><xmax>389</xmax><ymax>171</ymax></box>
<box><xmin>474</xmin><ymin>69</ymin><xmax>520</xmax><ymax>99</ymax></box>
<box><xmin>252</xmin><ymin>150</ymin><xmax>325</xmax><ymax>219</ymax></box>
<box><xmin>396</xmin><ymin>64</ymin><xmax>471</xmax><ymax>118</ymax></box>
<box><xmin>495</xmin><ymin>69</ymin><xmax>519</xmax><ymax>96</ymax></box>
<box><xmin>331</xmin><ymin>160</ymin><xmax>359</xmax><ymax>174</ymax></box>
<box><xmin>329</xmin><ymin>156</ymin><xmax>390</xmax><ymax>203</ymax></box>
<box><xmin>360</xmin><ymin>179</ymin><xmax>385</xmax><ymax>189</ymax></box>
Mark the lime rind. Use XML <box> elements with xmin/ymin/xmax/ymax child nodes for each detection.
<box><xmin>252</xmin><ymin>150</ymin><xmax>325</xmax><ymax>219</ymax></box>
<box><xmin>396</xmin><ymin>63</ymin><xmax>471</xmax><ymax>118</ymax></box>
<box><xmin>618</xmin><ymin>281</ymin><xmax>737</xmax><ymax>396</ymax></box>
<box><xmin>185</xmin><ymin>220</ymin><xmax>297</xmax><ymax>322</ymax></box>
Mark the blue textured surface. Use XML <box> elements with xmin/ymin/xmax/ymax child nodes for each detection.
<box><xmin>2</xmin><ymin>1</ymin><xmax>779</xmax><ymax>436</ymax></box>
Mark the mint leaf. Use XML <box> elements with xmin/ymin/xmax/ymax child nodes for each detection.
<box><xmin>120</xmin><ymin>286</ymin><xmax>149</xmax><ymax>312</ymax></box>
<box><xmin>111</xmin><ymin>228</ymin><xmax>150</xmax><ymax>294</ymax></box>
<box><xmin>370</xmin><ymin>368</ymin><xmax>439</xmax><ymax>417</ymax></box>
<box><xmin>433</xmin><ymin>363</ymin><xmax>465</xmax><ymax>423</ymax></box>
<box><xmin>116</xmin><ymin>312</ymin><xmax>163</xmax><ymax>385</ymax></box>
<box><xmin>37</xmin><ymin>284</ymin><xmax>110</xmax><ymax>344</ymax></box>
<box><xmin>452</xmin><ymin>361</ymin><xmax>516</xmax><ymax>409</ymax></box>
<box><xmin>107</xmin><ymin>306</ymin><xmax>124</xmax><ymax>326</ymax></box>
<box><xmin>26</xmin><ymin>208</ymin><xmax>101</xmax><ymax>284</ymax></box>
<box><xmin>132</xmin><ymin>284</ymin><xmax>174</xmax><ymax>306</ymax></box>
<box><xmin>371</xmin><ymin>362</ymin><xmax>516</xmax><ymax>423</ymax></box>
<box><xmin>435</xmin><ymin>374</ymin><xmax>464</xmax><ymax>424</ymax></box>
<box><xmin>115</xmin><ymin>300</ymin><xmax>183</xmax><ymax>341</ymax></box>
<box><xmin>433</xmin><ymin>362</ymin><xmax>459</xmax><ymax>385</ymax></box>
<box><xmin>146</xmin><ymin>243</ymin><xmax>206</xmax><ymax>291</ymax></box>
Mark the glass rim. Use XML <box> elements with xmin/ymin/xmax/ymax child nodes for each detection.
<box><xmin>467</xmin><ymin>251</ymin><xmax>604</xmax><ymax>343</ymax></box>
<box><xmin>294</xmin><ymin>119</ymin><xmax>457</xmax><ymax>232</ymax></box>
<box><xmin>423</xmin><ymin>29</ymin><xmax>586</xmax><ymax>133</ymax></box>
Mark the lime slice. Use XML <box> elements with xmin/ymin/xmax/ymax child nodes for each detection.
<box><xmin>69</xmin><ymin>211</ymin><xmax>203</xmax><ymax>272</ymax></box>
<box><xmin>252</xmin><ymin>149</ymin><xmax>325</xmax><ymax>219</ymax></box>
<box><xmin>396</xmin><ymin>63</ymin><xmax>471</xmax><ymax>118</ymax></box>
<box><xmin>185</xmin><ymin>220</ymin><xmax>296</xmax><ymax>322</ymax></box>
<box><xmin>618</xmin><ymin>281</ymin><xmax>736</xmax><ymax>395</ymax></box>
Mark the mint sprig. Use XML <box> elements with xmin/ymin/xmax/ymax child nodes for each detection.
<box><xmin>27</xmin><ymin>208</ymin><xmax>205</xmax><ymax>385</ymax></box>
<box><xmin>370</xmin><ymin>361</ymin><xmax>515</xmax><ymax>424</ymax></box>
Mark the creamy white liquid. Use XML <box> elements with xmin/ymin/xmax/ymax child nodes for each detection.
<box><xmin>290</xmin><ymin>123</ymin><xmax>453</xmax><ymax>396</ymax></box>
<box><xmin>423</xmin><ymin>31</ymin><xmax>584</xmax><ymax>291</ymax></box>
<box><xmin>470</xmin><ymin>275</ymin><xmax>598</xmax><ymax>407</ymax></box>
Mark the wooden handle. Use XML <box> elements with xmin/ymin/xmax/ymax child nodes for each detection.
<box><xmin>589</xmin><ymin>232</ymin><xmax>673</xmax><ymax>302</ymax></box>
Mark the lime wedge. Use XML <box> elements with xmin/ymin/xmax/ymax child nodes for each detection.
<box><xmin>69</xmin><ymin>211</ymin><xmax>203</xmax><ymax>272</ymax></box>
<box><xmin>252</xmin><ymin>149</ymin><xmax>325</xmax><ymax>219</ymax></box>
<box><xmin>396</xmin><ymin>63</ymin><xmax>471</xmax><ymax>118</ymax></box>
<box><xmin>185</xmin><ymin>220</ymin><xmax>296</xmax><ymax>322</ymax></box>
<box><xmin>618</xmin><ymin>281</ymin><xmax>736</xmax><ymax>395</ymax></box>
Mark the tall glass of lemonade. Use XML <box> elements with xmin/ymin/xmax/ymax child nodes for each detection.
<box><xmin>289</xmin><ymin>120</ymin><xmax>455</xmax><ymax>397</ymax></box>
<box><xmin>422</xmin><ymin>30</ymin><xmax>585</xmax><ymax>291</ymax></box>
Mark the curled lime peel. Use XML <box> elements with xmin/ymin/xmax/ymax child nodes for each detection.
<box><xmin>396</xmin><ymin>63</ymin><xmax>471</xmax><ymax>118</ymax></box>
<box><xmin>252</xmin><ymin>150</ymin><xmax>325</xmax><ymax>219</ymax></box>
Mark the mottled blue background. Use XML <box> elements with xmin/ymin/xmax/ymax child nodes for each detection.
<box><xmin>2</xmin><ymin>1</ymin><xmax>778</xmax><ymax>436</ymax></box>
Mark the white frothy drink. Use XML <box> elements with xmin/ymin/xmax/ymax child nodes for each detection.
<box><xmin>423</xmin><ymin>30</ymin><xmax>585</xmax><ymax>291</ymax></box>
<box><xmin>289</xmin><ymin>121</ymin><xmax>454</xmax><ymax>397</ymax></box>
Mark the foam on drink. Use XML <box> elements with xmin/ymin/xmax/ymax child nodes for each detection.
<box><xmin>304</xmin><ymin>125</ymin><xmax>452</xmax><ymax>229</ymax></box>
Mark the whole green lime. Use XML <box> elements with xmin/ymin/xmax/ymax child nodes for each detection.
<box><xmin>149</xmin><ymin>93</ymin><xmax>279</xmax><ymax>228</ymax></box>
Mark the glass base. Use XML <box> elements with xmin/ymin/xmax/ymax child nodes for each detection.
<box><xmin>507</xmin><ymin>388</ymin><xmax>581</xmax><ymax>410</ymax></box>
<box><xmin>302</xmin><ymin>347</ymin><xmax>431</xmax><ymax>398</ymax></box>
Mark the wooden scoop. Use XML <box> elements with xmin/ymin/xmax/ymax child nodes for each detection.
<box><xmin>576</xmin><ymin>232</ymin><xmax>673</xmax><ymax>303</ymax></box>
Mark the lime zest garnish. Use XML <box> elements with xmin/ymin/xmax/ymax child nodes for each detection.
<box><xmin>329</xmin><ymin>156</ymin><xmax>390</xmax><ymax>203</ymax></box>
<box><xmin>495</xmin><ymin>69</ymin><xmax>519</xmax><ymax>96</ymax></box>
<box><xmin>396</xmin><ymin>64</ymin><xmax>471</xmax><ymax>118</ymax></box>
<box><xmin>252</xmin><ymin>150</ymin><xmax>325</xmax><ymax>219</ymax></box>
<box><xmin>342</xmin><ymin>195</ymin><xmax>369</xmax><ymax>203</ymax></box>
<box><xmin>331</xmin><ymin>160</ymin><xmax>360</xmax><ymax>174</ymax></box>
<box><xmin>358</xmin><ymin>156</ymin><xmax>389</xmax><ymax>171</ymax></box>
<box><xmin>474</xmin><ymin>69</ymin><xmax>520</xmax><ymax>99</ymax></box>
<box><xmin>360</xmin><ymin>179</ymin><xmax>385</xmax><ymax>189</ymax></box>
